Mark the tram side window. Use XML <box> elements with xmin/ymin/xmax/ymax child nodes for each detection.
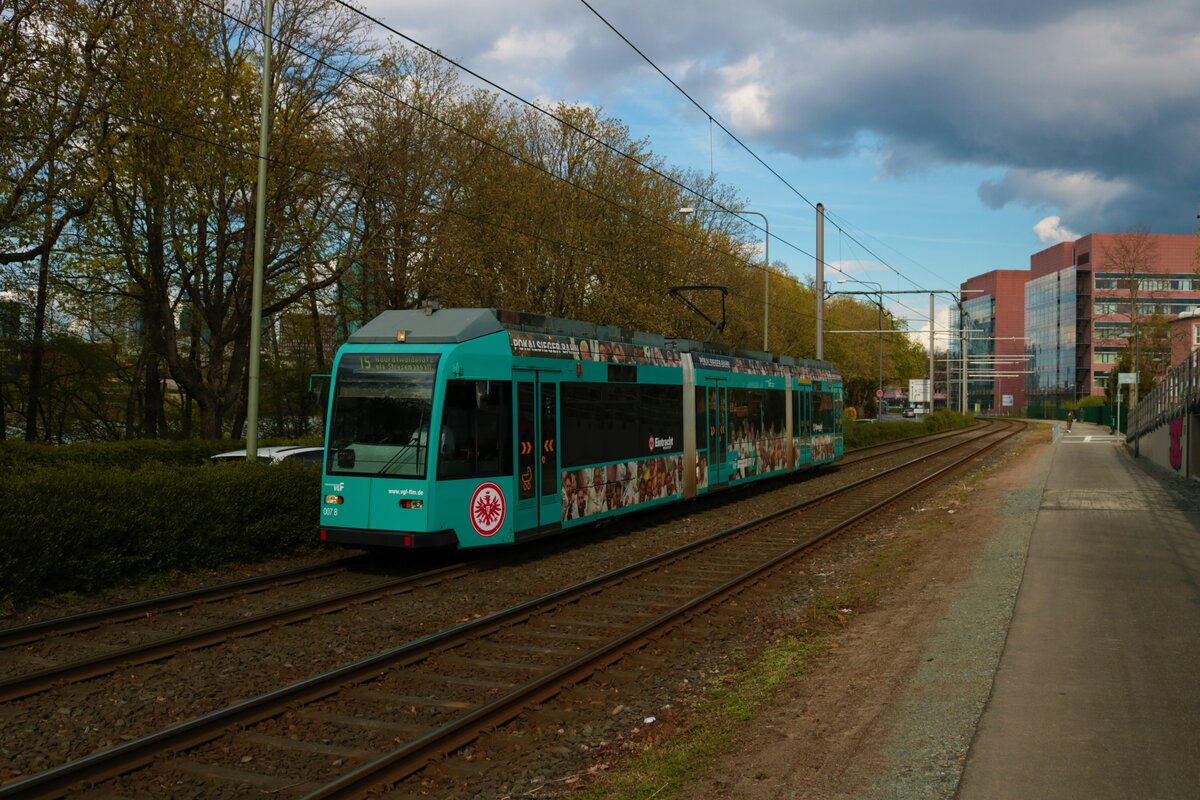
<box><xmin>813</xmin><ymin>391</ymin><xmax>837</xmax><ymax>435</ymax></box>
<box><xmin>561</xmin><ymin>382</ymin><xmax>682</xmax><ymax>467</ymax></box>
<box><xmin>695</xmin><ymin>387</ymin><xmax>708</xmax><ymax>451</ymax></box>
<box><xmin>728</xmin><ymin>388</ymin><xmax>786</xmax><ymax>444</ymax></box>
<box><xmin>438</xmin><ymin>380</ymin><xmax>513</xmax><ymax>479</ymax></box>
<box><xmin>764</xmin><ymin>389</ymin><xmax>786</xmax><ymax>437</ymax></box>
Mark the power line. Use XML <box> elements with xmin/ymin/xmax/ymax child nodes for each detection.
<box><xmin>181</xmin><ymin>0</ymin><xmax>900</xmax><ymax>330</ymax></box>
<box><xmin>574</xmin><ymin>0</ymin><xmax>942</xmax><ymax>297</ymax></box>
<box><xmin>0</xmin><ymin>76</ymin><xmax>863</xmax><ymax>345</ymax></box>
<box><xmin>320</xmin><ymin>0</ymin><xmax>853</xmax><ymax>276</ymax></box>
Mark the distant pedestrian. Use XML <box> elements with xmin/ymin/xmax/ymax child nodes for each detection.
<box><xmin>1066</xmin><ymin>410</ymin><xmax>1075</xmax><ymax>432</ymax></box>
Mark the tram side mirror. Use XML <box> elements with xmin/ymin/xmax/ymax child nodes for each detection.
<box><xmin>337</xmin><ymin>449</ymin><xmax>356</xmax><ymax>468</ymax></box>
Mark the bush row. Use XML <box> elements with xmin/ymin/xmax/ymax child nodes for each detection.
<box><xmin>0</xmin><ymin>461</ymin><xmax>322</xmax><ymax>611</ymax></box>
<box><xmin>843</xmin><ymin>410</ymin><xmax>975</xmax><ymax>449</ymax></box>
<box><xmin>0</xmin><ymin>437</ymin><xmax>322</xmax><ymax>473</ymax></box>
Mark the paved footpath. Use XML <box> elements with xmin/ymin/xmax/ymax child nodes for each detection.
<box><xmin>958</xmin><ymin>421</ymin><xmax>1200</xmax><ymax>799</ymax></box>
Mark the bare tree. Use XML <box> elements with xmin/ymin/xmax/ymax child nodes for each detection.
<box><xmin>1105</xmin><ymin>227</ymin><xmax>1159</xmax><ymax>405</ymax></box>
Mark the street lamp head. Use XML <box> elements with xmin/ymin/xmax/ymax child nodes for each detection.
<box><xmin>679</xmin><ymin>207</ymin><xmax>695</xmax><ymax>215</ymax></box>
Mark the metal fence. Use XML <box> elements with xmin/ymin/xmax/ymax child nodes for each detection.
<box><xmin>1026</xmin><ymin>402</ymin><xmax>1127</xmax><ymax>432</ymax></box>
<box><xmin>1127</xmin><ymin>348</ymin><xmax>1200</xmax><ymax>440</ymax></box>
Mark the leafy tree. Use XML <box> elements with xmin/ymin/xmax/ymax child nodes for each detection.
<box><xmin>76</xmin><ymin>0</ymin><xmax>370</xmax><ymax>438</ymax></box>
<box><xmin>1</xmin><ymin>0</ymin><xmax>128</xmax><ymax>440</ymax></box>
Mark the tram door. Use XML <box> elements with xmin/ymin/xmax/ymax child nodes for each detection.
<box><xmin>515</xmin><ymin>376</ymin><xmax>560</xmax><ymax>532</ymax></box>
<box><xmin>706</xmin><ymin>382</ymin><xmax>732</xmax><ymax>486</ymax></box>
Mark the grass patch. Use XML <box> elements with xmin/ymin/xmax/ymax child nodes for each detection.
<box><xmin>579</xmin><ymin>446</ymin><xmax>1007</xmax><ymax>799</ymax></box>
<box><xmin>579</xmin><ymin>536</ymin><xmax>927</xmax><ymax>800</ymax></box>
<box><xmin>576</xmin><ymin>632</ymin><xmax>826</xmax><ymax>800</ymax></box>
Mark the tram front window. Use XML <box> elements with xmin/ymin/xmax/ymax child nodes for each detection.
<box><xmin>327</xmin><ymin>353</ymin><xmax>439</xmax><ymax>477</ymax></box>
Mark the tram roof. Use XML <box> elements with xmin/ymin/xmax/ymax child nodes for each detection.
<box><xmin>348</xmin><ymin>307</ymin><xmax>838</xmax><ymax>374</ymax></box>
<box><xmin>348</xmin><ymin>307</ymin><xmax>669</xmax><ymax>347</ymax></box>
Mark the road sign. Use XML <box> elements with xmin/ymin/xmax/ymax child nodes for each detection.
<box><xmin>1118</xmin><ymin>372</ymin><xmax>1137</xmax><ymax>385</ymax></box>
<box><xmin>1002</xmin><ymin>394</ymin><xmax>1013</xmax><ymax>407</ymax></box>
<box><xmin>875</xmin><ymin>388</ymin><xmax>884</xmax><ymax>398</ymax></box>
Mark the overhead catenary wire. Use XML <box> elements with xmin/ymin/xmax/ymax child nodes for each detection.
<box><xmin>293</xmin><ymin>0</ymin><xmax>949</xmax><ymax>351</ymax></box>
<box><xmin>183</xmin><ymin>0</ymin><xmax>891</xmax><ymax>331</ymax></box>
<box><xmin>830</xmin><ymin>224</ymin><xmax>933</xmax><ymax>333</ymax></box>
<box><xmin>0</xmin><ymin>76</ymin><xmax>863</xmax><ymax>341</ymax></box>
<box><xmin>175</xmin><ymin>0</ymin><xmax>910</xmax><ymax>335</ymax></box>
<box><xmin>574</xmin><ymin>0</ymin><xmax>955</xmax><ymax>299</ymax></box>
<box><xmin>5</xmin><ymin>12</ymin><xmax>921</xmax><ymax>361</ymax></box>
<box><xmin>322</xmin><ymin>0</ymin><xmax>822</xmax><ymax>264</ymax></box>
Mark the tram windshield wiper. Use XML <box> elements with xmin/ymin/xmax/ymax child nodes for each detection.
<box><xmin>376</xmin><ymin>442</ymin><xmax>419</xmax><ymax>476</ymax></box>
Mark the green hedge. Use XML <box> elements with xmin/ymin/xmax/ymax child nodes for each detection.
<box><xmin>0</xmin><ymin>461</ymin><xmax>321</xmax><ymax>611</ymax></box>
<box><xmin>0</xmin><ymin>437</ymin><xmax>323</xmax><ymax>473</ymax></box>
<box><xmin>844</xmin><ymin>410</ymin><xmax>975</xmax><ymax>449</ymax></box>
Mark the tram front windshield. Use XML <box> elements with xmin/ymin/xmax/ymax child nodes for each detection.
<box><xmin>327</xmin><ymin>353</ymin><xmax>440</xmax><ymax>477</ymax></box>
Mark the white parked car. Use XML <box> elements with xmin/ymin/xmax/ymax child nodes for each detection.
<box><xmin>210</xmin><ymin>445</ymin><xmax>325</xmax><ymax>465</ymax></box>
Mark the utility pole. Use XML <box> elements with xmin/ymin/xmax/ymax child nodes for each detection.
<box><xmin>928</xmin><ymin>293</ymin><xmax>935</xmax><ymax>411</ymax></box>
<box><xmin>960</xmin><ymin>312</ymin><xmax>968</xmax><ymax>414</ymax></box>
<box><xmin>816</xmin><ymin>203</ymin><xmax>825</xmax><ymax>360</ymax></box>
<box><xmin>246</xmin><ymin>0</ymin><xmax>274</xmax><ymax>459</ymax></box>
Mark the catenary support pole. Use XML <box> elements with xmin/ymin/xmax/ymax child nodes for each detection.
<box><xmin>816</xmin><ymin>203</ymin><xmax>825</xmax><ymax>360</ymax></box>
<box><xmin>961</xmin><ymin>319</ymin><xmax>968</xmax><ymax>414</ymax></box>
<box><xmin>246</xmin><ymin>0</ymin><xmax>274</xmax><ymax>460</ymax></box>
<box><xmin>928</xmin><ymin>293</ymin><xmax>935</xmax><ymax>411</ymax></box>
<box><xmin>877</xmin><ymin>291</ymin><xmax>883</xmax><ymax>420</ymax></box>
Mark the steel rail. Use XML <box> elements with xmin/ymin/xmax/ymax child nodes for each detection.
<box><xmin>0</xmin><ymin>422</ymin><xmax>976</xmax><ymax>698</ymax></box>
<box><xmin>0</xmin><ymin>561</ymin><xmax>354</xmax><ymax>649</ymax></box>
<box><xmin>840</xmin><ymin>419</ymin><xmax>985</xmax><ymax>463</ymax></box>
<box><xmin>307</xmin><ymin>420</ymin><xmax>1023</xmax><ymax>798</ymax></box>
<box><xmin>0</xmin><ymin>420</ymin><xmax>1014</xmax><ymax>799</ymax></box>
<box><xmin>0</xmin><ymin>561</ymin><xmax>477</xmax><ymax>703</ymax></box>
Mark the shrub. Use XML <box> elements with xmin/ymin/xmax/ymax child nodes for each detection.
<box><xmin>843</xmin><ymin>410</ymin><xmax>974</xmax><ymax>448</ymax></box>
<box><xmin>0</xmin><ymin>461</ymin><xmax>321</xmax><ymax>610</ymax></box>
<box><xmin>0</xmin><ymin>437</ymin><xmax>323</xmax><ymax>473</ymax></box>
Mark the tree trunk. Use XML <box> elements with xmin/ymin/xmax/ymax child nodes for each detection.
<box><xmin>196</xmin><ymin>393</ymin><xmax>224</xmax><ymax>440</ymax></box>
<box><xmin>24</xmin><ymin>243</ymin><xmax>50</xmax><ymax>442</ymax></box>
<box><xmin>180</xmin><ymin>383</ymin><xmax>193</xmax><ymax>439</ymax></box>
<box><xmin>142</xmin><ymin>357</ymin><xmax>162</xmax><ymax>438</ymax></box>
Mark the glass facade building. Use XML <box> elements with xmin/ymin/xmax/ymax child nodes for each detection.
<box><xmin>950</xmin><ymin>295</ymin><xmax>998</xmax><ymax>412</ymax></box>
<box><xmin>1025</xmin><ymin>266</ymin><xmax>1077</xmax><ymax>402</ymax></box>
<box><xmin>956</xmin><ymin>233</ymin><xmax>1200</xmax><ymax>414</ymax></box>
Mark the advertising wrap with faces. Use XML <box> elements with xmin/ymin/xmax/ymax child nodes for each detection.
<box><xmin>560</xmin><ymin>455</ymin><xmax>684</xmax><ymax>521</ymax></box>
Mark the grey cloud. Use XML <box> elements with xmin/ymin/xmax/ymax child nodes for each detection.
<box><xmin>368</xmin><ymin>0</ymin><xmax>1200</xmax><ymax>233</ymax></box>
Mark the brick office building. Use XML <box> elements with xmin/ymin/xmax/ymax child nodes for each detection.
<box><xmin>959</xmin><ymin>232</ymin><xmax>1199</xmax><ymax>412</ymax></box>
<box><xmin>951</xmin><ymin>270</ymin><xmax>1030</xmax><ymax>414</ymax></box>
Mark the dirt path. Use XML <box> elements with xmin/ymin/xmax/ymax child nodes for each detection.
<box><xmin>673</xmin><ymin>426</ymin><xmax>1052</xmax><ymax>800</ymax></box>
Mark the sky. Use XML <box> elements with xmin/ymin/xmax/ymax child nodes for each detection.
<box><xmin>358</xmin><ymin>0</ymin><xmax>1200</xmax><ymax>343</ymax></box>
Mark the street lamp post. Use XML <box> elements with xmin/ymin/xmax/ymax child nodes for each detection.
<box><xmin>680</xmin><ymin>206</ymin><xmax>770</xmax><ymax>351</ymax></box>
<box><xmin>838</xmin><ymin>278</ymin><xmax>884</xmax><ymax>420</ymax></box>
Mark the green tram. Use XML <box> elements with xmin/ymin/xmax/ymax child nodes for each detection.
<box><xmin>319</xmin><ymin>308</ymin><xmax>843</xmax><ymax>549</ymax></box>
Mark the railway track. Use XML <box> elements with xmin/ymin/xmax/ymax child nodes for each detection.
<box><xmin>0</xmin><ymin>419</ymin><xmax>1022</xmax><ymax>798</ymax></box>
<box><xmin>0</xmin><ymin>560</ymin><xmax>354</xmax><ymax>647</ymax></box>
<box><xmin>0</xmin><ymin>422</ymin><xmax>986</xmax><ymax>707</ymax></box>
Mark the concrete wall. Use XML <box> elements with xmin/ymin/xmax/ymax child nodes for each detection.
<box><xmin>1134</xmin><ymin>411</ymin><xmax>1199</xmax><ymax>481</ymax></box>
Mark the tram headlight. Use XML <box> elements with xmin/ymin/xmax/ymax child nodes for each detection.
<box><xmin>400</xmin><ymin>499</ymin><xmax>424</xmax><ymax>509</ymax></box>
<box><xmin>324</xmin><ymin>494</ymin><xmax>344</xmax><ymax>504</ymax></box>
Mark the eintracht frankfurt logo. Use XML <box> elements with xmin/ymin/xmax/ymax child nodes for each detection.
<box><xmin>469</xmin><ymin>482</ymin><xmax>506</xmax><ymax>537</ymax></box>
